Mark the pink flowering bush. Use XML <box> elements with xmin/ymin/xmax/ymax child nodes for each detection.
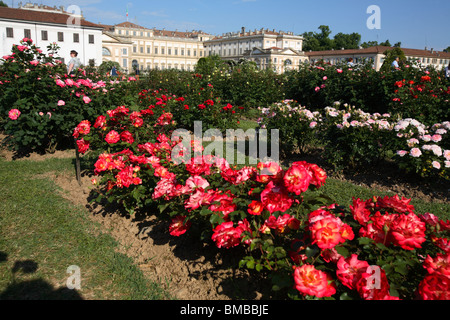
<box><xmin>0</xmin><ymin>39</ymin><xmax>139</xmax><ymax>153</ymax></box>
<box><xmin>76</xmin><ymin>103</ymin><xmax>450</xmax><ymax>300</ymax></box>
<box><xmin>394</xmin><ymin>119</ymin><xmax>450</xmax><ymax>180</ymax></box>
<box><xmin>258</xmin><ymin>100</ymin><xmax>322</xmax><ymax>156</ymax></box>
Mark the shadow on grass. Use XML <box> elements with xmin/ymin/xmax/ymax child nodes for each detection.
<box><xmin>0</xmin><ymin>252</ymin><xmax>83</xmax><ymax>300</ymax></box>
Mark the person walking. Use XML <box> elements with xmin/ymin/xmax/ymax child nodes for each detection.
<box><xmin>445</xmin><ymin>63</ymin><xmax>450</xmax><ymax>82</ymax></box>
<box><xmin>67</xmin><ymin>50</ymin><xmax>81</xmax><ymax>75</ymax></box>
<box><xmin>111</xmin><ymin>65</ymin><xmax>118</xmax><ymax>78</ymax></box>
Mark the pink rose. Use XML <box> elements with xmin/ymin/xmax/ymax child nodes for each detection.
<box><xmin>57</xmin><ymin>100</ymin><xmax>65</xmax><ymax>106</ymax></box>
<box><xmin>8</xmin><ymin>109</ymin><xmax>21</xmax><ymax>120</ymax></box>
<box><xmin>82</xmin><ymin>96</ymin><xmax>91</xmax><ymax>104</ymax></box>
<box><xmin>30</xmin><ymin>60</ymin><xmax>39</xmax><ymax>66</ymax></box>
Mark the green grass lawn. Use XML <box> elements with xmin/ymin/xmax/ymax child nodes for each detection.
<box><xmin>0</xmin><ymin>157</ymin><xmax>171</xmax><ymax>300</ymax></box>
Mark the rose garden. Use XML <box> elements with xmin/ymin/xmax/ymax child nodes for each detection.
<box><xmin>1</xmin><ymin>38</ymin><xmax>449</xmax><ymax>300</ymax></box>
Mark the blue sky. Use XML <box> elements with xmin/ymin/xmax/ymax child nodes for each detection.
<box><xmin>9</xmin><ymin>0</ymin><xmax>450</xmax><ymax>50</ymax></box>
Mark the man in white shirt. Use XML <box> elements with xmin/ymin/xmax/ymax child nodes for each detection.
<box><xmin>391</xmin><ymin>57</ymin><xmax>400</xmax><ymax>69</ymax></box>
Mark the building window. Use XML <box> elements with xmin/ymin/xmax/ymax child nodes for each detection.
<box><xmin>133</xmin><ymin>46</ymin><xmax>137</xmax><ymax>53</ymax></box>
<box><xmin>200</xmin><ymin>50</ymin><xmax>203</xmax><ymax>57</ymax></box>
<box><xmin>89</xmin><ymin>34</ymin><xmax>94</xmax><ymax>44</ymax></box>
<box><xmin>155</xmin><ymin>47</ymin><xmax>158</xmax><ymax>54</ymax></box>
<box><xmin>181</xmin><ymin>49</ymin><xmax>184</xmax><ymax>56</ymax></box>
<box><xmin>147</xmin><ymin>46</ymin><xmax>151</xmax><ymax>54</ymax></box>
<box><xmin>122</xmin><ymin>48</ymin><xmax>128</xmax><ymax>55</ymax></box>
<box><xmin>73</xmin><ymin>33</ymin><xmax>80</xmax><ymax>43</ymax></box>
<box><xmin>161</xmin><ymin>48</ymin><xmax>165</xmax><ymax>54</ymax></box>
<box><xmin>168</xmin><ymin>48</ymin><xmax>172</xmax><ymax>55</ymax></box>
<box><xmin>175</xmin><ymin>48</ymin><xmax>178</xmax><ymax>55</ymax></box>
<box><xmin>102</xmin><ymin>47</ymin><xmax>111</xmax><ymax>56</ymax></box>
<box><xmin>6</xmin><ymin>27</ymin><xmax>13</xmax><ymax>38</ymax></box>
<box><xmin>123</xmin><ymin>58</ymin><xmax>128</xmax><ymax>68</ymax></box>
<box><xmin>58</xmin><ymin>32</ymin><xmax>64</xmax><ymax>42</ymax></box>
<box><xmin>41</xmin><ymin>30</ymin><xmax>48</xmax><ymax>41</ymax></box>
<box><xmin>24</xmin><ymin>29</ymin><xmax>31</xmax><ymax>39</ymax></box>
<box><xmin>187</xmin><ymin>49</ymin><xmax>190</xmax><ymax>56</ymax></box>
<box><xmin>194</xmin><ymin>50</ymin><xmax>197</xmax><ymax>56</ymax></box>
<box><xmin>140</xmin><ymin>46</ymin><xmax>144</xmax><ymax>53</ymax></box>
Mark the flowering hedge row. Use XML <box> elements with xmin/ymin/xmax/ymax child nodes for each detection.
<box><xmin>283</xmin><ymin>61</ymin><xmax>449</xmax><ymax>126</ymax></box>
<box><xmin>74</xmin><ymin>103</ymin><xmax>450</xmax><ymax>300</ymax></box>
<box><xmin>259</xmin><ymin>100</ymin><xmax>450</xmax><ymax>180</ymax></box>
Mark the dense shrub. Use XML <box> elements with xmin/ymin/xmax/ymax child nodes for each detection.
<box><xmin>0</xmin><ymin>39</ymin><xmax>140</xmax><ymax>152</ymax></box>
<box><xmin>258</xmin><ymin>101</ymin><xmax>450</xmax><ymax>179</ymax></box>
<box><xmin>283</xmin><ymin>61</ymin><xmax>449</xmax><ymax>125</ymax></box>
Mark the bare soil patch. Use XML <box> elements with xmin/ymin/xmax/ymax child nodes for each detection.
<box><xmin>39</xmin><ymin>170</ymin><xmax>272</xmax><ymax>300</ymax></box>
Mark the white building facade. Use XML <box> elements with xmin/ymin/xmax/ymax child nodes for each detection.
<box><xmin>0</xmin><ymin>4</ymin><xmax>103</xmax><ymax>66</ymax></box>
<box><xmin>204</xmin><ymin>27</ymin><xmax>307</xmax><ymax>73</ymax></box>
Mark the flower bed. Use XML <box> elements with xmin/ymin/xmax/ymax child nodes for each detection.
<box><xmin>0</xmin><ymin>39</ymin><xmax>139</xmax><ymax>153</ymax></box>
<box><xmin>259</xmin><ymin>100</ymin><xmax>450</xmax><ymax>179</ymax></box>
<box><xmin>75</xmin><ymin>103</ymin><xmax>450</xmax><ymax>300</ymax></box>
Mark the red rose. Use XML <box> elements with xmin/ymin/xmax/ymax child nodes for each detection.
<box><xmin>105</xmin><ymin>130</ymin><xmax>120</xmax><ymax>144</ymax></box>
<box><xmin>294</xmin><ymin>264</ymin><xmax>336</xmax><ymax>298</ymax></box>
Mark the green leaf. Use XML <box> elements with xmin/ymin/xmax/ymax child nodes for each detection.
<box><xmin>335</xmin><ymin>245</ymin><xmax>350</xmax><ymax>258</ymax></box>
<box><xmin>305</xmin><ymin>246</ymin><xmax>319</xmax><ymax>258</ymax></box>
<box><xmin>158</xmin><ymin>203</ymin><xmax>170</xmax><ymax>213</ymax></box>
<box><xmin>339</xmin><ymin>292</ymin><xmax>354</xmax><ymax>300</ymax></box>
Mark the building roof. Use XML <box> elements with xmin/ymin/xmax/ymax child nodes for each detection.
<box><xmin>113</xmin><ymin>21</ymin><xmax>210</xmax><ymax>38</ymax></box>
<box><xmin>306</xmin><ymin>46</ymin><xmax>450</xmax><ymax>58</ymax></box>
<box><xmin>115</xmin><ymin>21</ymin><xmax>147</xmax><ymax>30</ymax></box>
<box><xmin>210</xmin><ymin>28</ymin><xmax>301</xmax><ymax>41</ymax></box>
<box><xmin>0</xmin><ymin>7</ymin><xmax>102</xmax><ymax>29</ymax></box>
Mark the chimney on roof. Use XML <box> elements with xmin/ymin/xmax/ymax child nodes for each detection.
<box><xmin>241</xmin><ymin>27</ymin><xmax>245</xmax><ymax>34</ymax></box>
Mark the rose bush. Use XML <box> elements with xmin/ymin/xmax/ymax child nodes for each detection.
<box><xmin>258</xmin><ymin>100</ymin><xmax>449</xmax><ymax>179</ymax></box>
<box><xmin>283</xmin><ymin>60</ymin><xmax>449</xmax><ymax>125</ymax></box>
<box><xmin>75</xmin><ymin>102</ymin><xmax>450</xmax><ymax>300</ymax></box>
<box><xmin>0</xmin><ymin>39</ymin><xmax>140</xmax><ymax>153</ymax></box>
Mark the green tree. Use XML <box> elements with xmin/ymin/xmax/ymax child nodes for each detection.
<box><xmin>0</xmin><ymin>1</ymin><xmax>8</xmax><ymax>7</ymax></box>
<box><xmin>301</xmin><ymin>31</ymin><xmax>321</xmax><ymax>51</ymax></box>
<box><xmin>98</xmin><ymin>60</ymin><xmax>121</xmax><ymax>75</ymax></box>
<box><xmin>380</xmin><ymin>47</ymin><xmax>406</xmax><ymax>72</ymax></box>
<box><xmin>195</xmin><ymin>55</ymin><xmax>228</xmax><ymax>75</ymax></box>
<box><xmin>333</xmin><ymin>32</ymin><xmax>361</xmax><ymax>50</ymax></box>
<box><xmin>302</xmin><ymin>26</ymin><xmax>362</xmax><ymax>51</ymax></box>
<box><xmin>360</xmin><ymin>39</ymin><xmax>392</xmax><ymax>48</ymax></box>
